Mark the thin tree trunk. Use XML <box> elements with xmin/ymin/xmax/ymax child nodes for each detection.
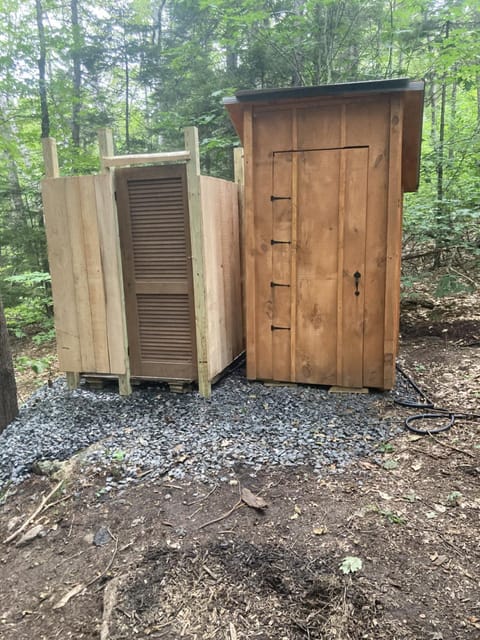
<box><xmin>0</xmin><ymin>297</ymin><xmax>18</xmax><ymax>432</ymax></box>
<box><xmin>71</xmin><ymin>0</ymin><xmax>81</xmax><ymax>147</ymax></box>
<box><xmin>36</xmin><ymin>0</ymin><xmax>50</xmax><ymax>138</ymax></box>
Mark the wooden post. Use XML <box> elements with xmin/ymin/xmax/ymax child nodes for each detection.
<box><xmin>184</xmin><ymin>126</ymin><xmax>211</xmax><ymax>398</ymax></box>
<box><xmin>233</xmin><ymin>147</ymin><xmax>246</xmax><ymax>344</ymax></box>
<box><xmin>97</xmin><ymin>128</ymin><xmax>132</xmax><ymax>396</ymax></box>
<box><xmin>42</xmin><ymin>137</ymin><xmax>80</xmax><ymax>391</ymax></box>
<box><xmin>383</xmin><ymin>97</ymin><xmax>404</xmax><ymax>389</ymax></box>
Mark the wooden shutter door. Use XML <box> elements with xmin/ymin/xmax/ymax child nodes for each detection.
<box><xmin>116</xmin><ymin>165</ymin><xmax>197</xmax><ymax>380</ymax></box>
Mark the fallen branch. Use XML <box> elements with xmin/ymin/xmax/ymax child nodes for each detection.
<box><xmin>53</xmin><ymin>529</ymin><xmax>119</xmax><ymax>610</ymax></box>
<box><xmin>197</xmin><ymin>500</ymin><xmax>243</xmax><ymax>530</ymax></box>
<box><xmin>3</xmin><ymin>479</ymin><xmax>65</xmax><ymax>545</ymax></box>
<box><xmin>428</xmin><ymin>433</ymin><xmax>475</xmax><ymax>459</ymax></box>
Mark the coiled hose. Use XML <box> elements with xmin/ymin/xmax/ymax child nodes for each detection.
<box><xmin>394</xmin><ymin>364</ymin><xmax>480</xmax><ymax>435</ymax></box>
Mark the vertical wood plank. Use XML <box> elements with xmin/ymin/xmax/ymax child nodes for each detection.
<box><xmin>253</xmin><ymin>108</ymin><xmax>292</xmax><ymax>381</ymax></box>
<box><xmin>79</xmin><ymin>177</ymin><xmax>110</xmax><ymax>373</ymax></box>
<box><xmin>243</xmin><ymin>108</ymin><xmax>256</xmax><ymax>379</ymax></box>
<box><xmin>336</xmin><ymin>106</ymin><xmax>347</xmax><ymax>386</ymax></box>
<box><xmin>271</xmin><ymin>151</ymin><xmax>292</xmax><ymax>382</ymax></box>
<box><xmin>184</xmin><ymin>126</ymin><xmax>211</xmax><ymax>398</ymax></box>
<box><xmin>345</xmin><ymin>98</ymin><xmax>390</xmax><ymax>388</ymax></box>
<box><xmin>42</xmin><ymin>137</ymin><xmax>80</xmax><ymax>391</ymax></box>
<box><xmin>41</xmin><ymin>178</ymin><xmax>82</xmax><ymax>375</ymax></box>
<box><xmin>341</xmin><ymin>148</ymin><xmax>368</xmax><ymax>387</ymax></box>
<box><xmin>290</xmin><ymin>110</ymin><xmax>298</xmax><ymax>382</ymax></box>
<box><xmin>383</xmin><ymin>96</ymin><xmax>404</xmax><ymax>389</ymax></box>
<box><xmin>98</xmin><ymin>128</ymin><xmax>131</xmax><ymax>394</ymax></box>
<box><xmin>295</xmin><ymin>149</ymin><xmax>339</xmax><ymax>385</ymax></box>
<box><xmin>65</xmin><ymin>177</ymin><xmax>96</xmax><ymax>372</ymax></box>
<box><xmin>234</xmin><ymin>147</ymin><xmax>246</xmax><ymax>343</ymax></box>
<box><xmin>42</xmin><ymin>138</ymin><xmax>60</xmax><ymax>179</ymax></box>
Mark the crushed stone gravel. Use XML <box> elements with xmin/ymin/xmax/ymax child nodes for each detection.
<box><xmin>0</xmin><ymin>370</ymin><xmax>402</xmax><ymax>490</ymax></box>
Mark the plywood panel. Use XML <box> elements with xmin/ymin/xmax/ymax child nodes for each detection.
<box><xmin>41</xmin><ymin>178</ymin><xmax>81</xmax><ymax>371</ymax></box>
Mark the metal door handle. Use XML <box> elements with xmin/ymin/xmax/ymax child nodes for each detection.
<box><xmin>354</xmin><ymin>271</ymin><xmax>361</xmax><ymax>296</ymax></box>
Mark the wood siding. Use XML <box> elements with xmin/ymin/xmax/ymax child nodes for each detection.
<box><xmin>115</xmin><ymin>165</ymin><xmax>197</xmax><ymax>381</ymax></box>
<box><xmin>244</xmin><ymin>95</ymin><xmax>402</xmax><ymax>389</ymax></box>
<box><xmin>41</xmin><ymin>174</ymin><xmax>127</xmax><ymax>374</ymax></box>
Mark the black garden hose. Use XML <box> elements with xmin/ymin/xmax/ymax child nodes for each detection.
<box><xmin>394</xmin><ymin>364</ymin><xmax>480</xmax><ymax>435</ymax></box>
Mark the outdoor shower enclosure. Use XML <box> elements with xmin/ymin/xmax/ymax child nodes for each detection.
<box><xmin>41</xmin><ymin>127</ymin><xmax>244</xmax><ymax>397</ymax></box>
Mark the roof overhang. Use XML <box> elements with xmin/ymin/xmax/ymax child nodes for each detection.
<box><xmin>224</xmin><ymin>78</ymin><xmax>425</xmax><ymax>192</ymax></box>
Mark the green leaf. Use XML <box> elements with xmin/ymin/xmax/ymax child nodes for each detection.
<box><xmin>383</xmin><ymin>459</ymin><xmax>399</xmax><ymax>470</ymax></box>
<box><xmin>339</xmin><ymin>556</ymin><xmax>363</xmax><ymax>575</ymax></box>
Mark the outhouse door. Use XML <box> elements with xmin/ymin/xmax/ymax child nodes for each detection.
<box><xmin>269</xmin><ymin>146</ymin><xmax>369</xmax><ymax>387</ymax></box>
<box><xmin>115</xmin><ymin>164</ymin><xmax>197</xmax><ymax>380</ymax></box>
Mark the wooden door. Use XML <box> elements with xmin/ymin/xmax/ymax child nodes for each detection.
<box><xmin>269</xmin><ymin>147</ymin><xmax>369</xmax><ymax>387</ymax></box>
<box><xmin>115</xmin><ymin>164</ymin><xmax>197</xmax><ymax>380</ymax></box>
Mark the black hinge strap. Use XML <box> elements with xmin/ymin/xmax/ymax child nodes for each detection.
<box><xmin>271</xmin><ymin>239</ymin><xmax>291</xmax><ymax>245</ymax></box>
<box><xmin>270</xmin><ymin>282</ymin><xmax>290</xmax><ymax>288</ymax></box>
<box><xmin>271</xmin><ymin>325</ymin><xmax>291</xmax><ymax>331</ymax></box>
<box><xmin>270</xmin><ymin>195</ymin><xmax>291</xmax><ymax>201</ymax></box>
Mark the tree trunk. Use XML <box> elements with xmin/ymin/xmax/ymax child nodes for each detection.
<box><xmin>70</xmin><ymin>0</ymin><xmax>82</xmax><ymax>147</ymax></box>
<box><xmin>0</xmin><ymin>297</ymin><xmax>18</xmax><ymax>432</ymax></box>
<box><xmin>36</xmin><ymin>0</ymin><xmax>50</xmax><ymax>138</ymax></box>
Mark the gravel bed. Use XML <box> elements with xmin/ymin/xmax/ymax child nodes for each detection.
<box><xmin>0</xmin><ymin>370</ymin><xmax>402</xmax><ymax>490</ymax></box>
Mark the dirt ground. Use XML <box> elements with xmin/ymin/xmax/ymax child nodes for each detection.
<box><xmin>1</xmin><ymin>293</ymin><xmax>479</xmax><ymax>640</ymax></box>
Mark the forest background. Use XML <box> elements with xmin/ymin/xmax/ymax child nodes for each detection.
<box><xmin>0</xmin><ymin>0</ymin><xmax>479</xmax><ymax>360</ymax></box>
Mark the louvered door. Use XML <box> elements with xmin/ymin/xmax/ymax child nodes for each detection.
<box><xmin>115</xmin><ymin>165</ymin><xmax>197</xmax><ymax>380</ymax></box>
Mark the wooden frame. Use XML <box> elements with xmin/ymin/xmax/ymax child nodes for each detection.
<box><xmin>41</xmin><ymin>127</ymin><xmax>243</xmax><ymax>398</ymax></box>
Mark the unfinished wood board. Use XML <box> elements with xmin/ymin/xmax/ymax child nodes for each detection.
<box><xmin>41</xmin><ymin>174</ymin><xmax>127</xmax><ymax>375</ymax></box>
<box><xmin>201</xmin><ymin>176</ymin><xmax>243</xmax><ymax>379</ymax></box>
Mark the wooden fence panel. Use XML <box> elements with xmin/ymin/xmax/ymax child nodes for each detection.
<box><xmin>200</xmin><ymin>176</ymin><xmax>244</xmax><ymax>378</ymax></box>
<box><xmin>41</xmin><ymin>174</ymin><xmax>126</xmax><ymax>375</ymax></box>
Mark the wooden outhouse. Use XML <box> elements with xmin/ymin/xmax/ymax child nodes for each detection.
<box><xmin>225</xmin><ymin>79</ymin><xmax>424</xmax><ymax>390</ymax></box>
<box><xmin>41</xmin><ymin>127</ymin><xmax>243</xmax><ymax>397</ymax></box>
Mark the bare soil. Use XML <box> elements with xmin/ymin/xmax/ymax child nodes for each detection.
<box><xmin>1</xmin><ymin>293</ymin><xmax>479</xmax><ymax>640</ymax></box>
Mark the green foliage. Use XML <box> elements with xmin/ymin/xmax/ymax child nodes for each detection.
<box><xmin>2</xmin><ymin>272</ymin><xmax>53</xmax><ymax>338</ymax></box>
<box><xmin>15</xmin><ymin>354</ymin><xmax>55</xmax><ymax>375</ymax></box>
<box><xmin>339</xmin><ymin>556</ymin><xmax>363</xmax><ymax>574</ymax></box>
<box><xmin>0</xmin><ymin>0</ymin><xmax>479</xmax><ymax>335</ymax></box>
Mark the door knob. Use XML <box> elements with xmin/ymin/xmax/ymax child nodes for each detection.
<box><xmin>354</xmin><ymin>271</ymin><xmax>361</xmax><ymax>296</ymax></box>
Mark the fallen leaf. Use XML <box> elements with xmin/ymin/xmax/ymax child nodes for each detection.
<box><xmin>241</xmin><ymin>488</ymin><xmax>268</xmax><ymax>510</ymax></box>
<box><xmin>383</xmin><ymin>459</ymin><xmax>399</xmax><ymax>470</ymax></box>
<box><xmin>434</xmin><ymin>504</ymin><xmax>446</xmax><ymax>513</ymax></box>
<box><xmin>313</xmin><ymin>527</ymin><xmax>328</xmax><ymax>535</ymax></box>
<box><xmin>411</xmin><ymin>461</ymin><xmax>422</xmax><ymax>471</ymax></box>
<box><xmin>53</xmin><ymin>583</ymin><xmax>85</xmax><ymax>610</ymax></box>
<box><xmin>15</xmin><ymin>524</ymin><xmax>45</xmax><ymax>547</ymax></box>
<box><xmin>432</xmin><ymin>555</ymin><xmax>448</xmax><ymax>567</ymax></box>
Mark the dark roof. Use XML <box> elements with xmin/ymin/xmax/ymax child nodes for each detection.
<box><xmin>224</xmin><ymin>78</ymin><xmax>425</xmax><ymax>192</ymax></box>
<box><xmin>233</xmin><ymin>78</ymin><xmax>415</xmax><ymax>103</ymax></box>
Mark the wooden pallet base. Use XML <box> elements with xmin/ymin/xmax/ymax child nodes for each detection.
<box><xmin>328</xmin><ymin>386</ymin><xmax>369</xmax><ymax>394</ymax></box>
